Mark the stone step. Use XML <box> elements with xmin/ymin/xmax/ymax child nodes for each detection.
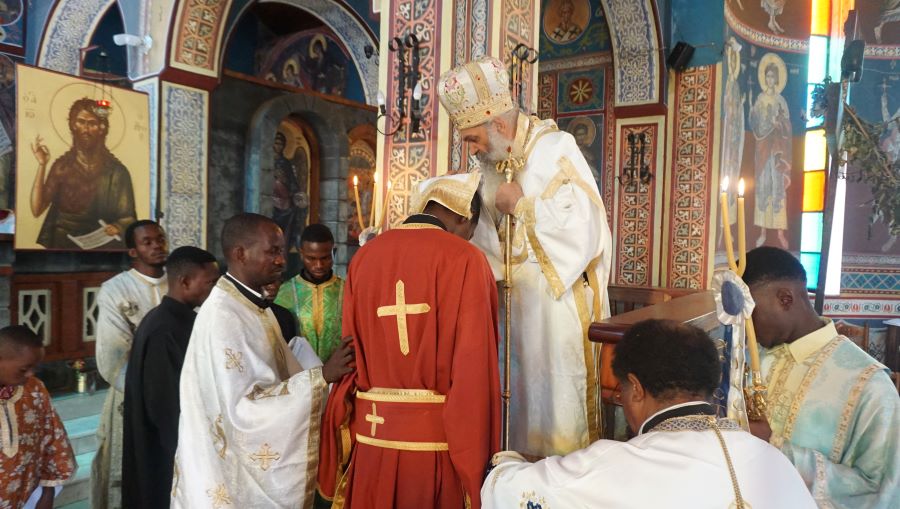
<box><xmin>52</xmin><ymin>389</ymin><xmax>107</xmax><ymax>422</ymax></box>
<box><xmin>64</xmin><ymin>414</ymin><xmax>100</xmax><ymax>455</ymax></box>
<box><xmin>54</xmin><ymin>450</ymin><xmax>94</xmax><ymax>507</ymax></box>
<box><xmin>56</xmin><ymin>500</ymin><xmax>89</xmax><ymax>509</ymax></box>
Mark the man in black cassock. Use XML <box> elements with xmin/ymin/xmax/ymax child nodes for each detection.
<box><xmin>122</xmin><ymin>246</ymin><xmax>220</xmax><ymax>508</ymax></box>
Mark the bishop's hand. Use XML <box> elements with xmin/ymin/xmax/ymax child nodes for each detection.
<box><xmin>322</xmin><ymin>335</ymin><xmax>355</xmax><ymax>383</ymax></box>
<box><xmin>495</xmin><ymin>182</ymin><xmax>524</xmax><ymax>215</ymax></box>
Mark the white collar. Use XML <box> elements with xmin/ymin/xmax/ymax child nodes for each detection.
<box><xmin>225</xmin><ymin>272</ymin><xmax>263</xmax><ymax>299</ymax></box>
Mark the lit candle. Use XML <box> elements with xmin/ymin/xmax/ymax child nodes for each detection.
<box><xmin>353</xmin><ymin>175</ymin><xmax>365</xmax><ymax>231</ymax></box>
<box><xmin>737</xmin><ymin>178</ymin><xmax>747</xmax><ymax>275</ymax></box>
<box><xmin>369</xmin><ymin>173</ymin><xmax>378</xmax><ymax>228</ymax></box>
<box><xmin>380</xmin><ymin>180</ymin><xmax>392</xmax><ymax>229</ymax></box>
<box><xmin>719</xmin><ymin>176</ymin><xmax>738</xmax><ymax>272</ymax></box>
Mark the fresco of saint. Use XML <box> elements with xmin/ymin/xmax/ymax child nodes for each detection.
<box><xmin>749</xmin><ymin>54</ymin><xmax>791</xmax><ymax>249</ymax></box>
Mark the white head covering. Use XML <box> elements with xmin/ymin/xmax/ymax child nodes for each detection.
<box><xmin>410</xmin><ymin>171</ymin><xmax>482</xmax><ymax>219</ymax></box>
<box><xmin>437</xmin><ymin>56</ymin><xmax>515</xmax><ymax>130</ymax></box>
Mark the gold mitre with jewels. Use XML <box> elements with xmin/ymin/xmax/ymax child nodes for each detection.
<box><xmin>410</xmin><ymin>171</ymin><xmax>482</xmax><ymax>219</ymax></box>
<box><xmin>437</xmin><ymin>57</ymin><xmax>515</xmax><ymax>130</ymax></box>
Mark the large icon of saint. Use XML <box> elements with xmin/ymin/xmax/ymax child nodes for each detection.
<box><xmin>30</xmin><ymin>98</ymin><xmax>136</xmax><ymax>249</ymax></box>
<box><xmin>15</xmin><ymin>65</ymin><xmax>150</xmax><ymax>251</ymax></box>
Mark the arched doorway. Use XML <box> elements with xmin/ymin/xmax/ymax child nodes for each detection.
<box><xmin>268</xmin><ymin>114</ymin><xmax>321</xmax><ymax>275</ymax></box>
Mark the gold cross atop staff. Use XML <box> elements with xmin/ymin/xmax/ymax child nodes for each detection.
<box><xmin>365</xmin><ymin>402</ymin><xmax>384</xmax><ymax>436</ymax></box>
<box><xmin>377</xmin><ymin>280</ymin><xmax>431</xmax><ymax>355</ymax></box>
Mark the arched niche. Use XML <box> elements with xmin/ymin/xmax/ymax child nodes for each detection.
<box><xmin>218</xmin><ymin>0</ymin><xmax>378</xmax><ymax>104</ymax></box>
<box><xmin>243</xmin><ymin>93</ymin><xmax>373</xmax><ymax>273</ymax></box>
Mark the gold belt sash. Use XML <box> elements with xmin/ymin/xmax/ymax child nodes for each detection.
<box><xmin>354</xmin><ymin>388</ymin><xmax>449</xmax><ymax>451</ymax></box>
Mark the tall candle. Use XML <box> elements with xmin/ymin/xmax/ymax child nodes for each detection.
<box><xmin>353</xmin><ymin>175</ymin><xmax>365</xmax><ymax>231</ymax></box>
<box><xmin>737</xmin><ymin>178</ymin><xmax>747</xmax><ymax>275</ymax></box>
<box><xmin>369</xmin><ymin>173</ymin><xmax>378</xmax><ymax>228</ymax></box>
<box><xmin>745</xmin><ymin>309</ymin><xmax>762</xmax><ymax>374</ymax></box>
<box><xmin>380</xmin><ymin>180</ymin><xmax>392</xmax><ymax>229</ymax></box>
<box><xmin>719</xmin><ymin>176</ymin><xmax>738</xmax><ymax>272</ymax></box>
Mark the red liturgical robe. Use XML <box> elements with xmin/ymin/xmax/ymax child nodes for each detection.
<box><xmin>319</xmin><ymin>218</ymin><xmax>501</xmax><ymax>509</ymax></box>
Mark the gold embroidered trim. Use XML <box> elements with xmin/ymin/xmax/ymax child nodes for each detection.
<box><xmin>466</xmin><ymin>61</ymin><xmax>492</xmax><ymax>103</ymax></box>
<box><xmin>304</xmin><ymin>368</ymin><xmax>327</xmax><ymax>508</ymax></box>
<box><xmin>520</xmin><ymin>197</ymin><xmax>567</xmax><ymax>299</ymax></box>
<box><xmin>313</xmin><ymin>284</ymin><xmax>325</xmax><ymax>337</ymax></box>
<box><xmin>451</xmin><ymin>95</ymin><xmax>516</xmax><ymax>130</ymax></box>
<box><xmin>0</xmin><ymin>386</ymin><xmax>22</xmax><ymax>458</ymax></box>
<box><xmin>393</xmin><ymin>223</ymin><xmax>445</xmax><ymax>231</ymax></box>
<box><xmin>410</xmin><ymin>171</ymin><xmax>482</xmax><ymax>219</ymax></box>
<box><xmin>356</xmin><ymin>433</ymin><xmax>449</xmax><ymax>451</ymax></box>
<box><xmin>651</xmin><ymin>415</ymin><xmax>743</xmax><ymax>433</ymax></box>
<box><xmin>573</xmin><ymin>282</ymin><xmax>600</xmax><ymax>442</ymax></box>
<box><xmin>782</xmin><ymin>337</ymin><xmax>842</xmax><ymax>442</ymax></box>
<box><xmin>247</xmin><ymin>381</ymin><xmax>291</xmax><ymax>401</ymax></box>
<box><xmin>541</xmin><ymin>157</ymin><xmax>605</xmax><ymax>211</ymax></box>
<box><xmin>813</xmin><ymin>450</ymin><xmax>830</xmax><ymax>502</ymax></box>
<box><xmin>340</xmin><ymin>424</ymin><xmax>352</xmax><ymax>464</ymax></box>
<box><xmin>330</xmin><ymin>457</ymin><xmax>352</xmax><ymax>509</ymax></box>
<box><xmin>523</xmin><ymin>118</ymin><xmax>560</xmax><ymax>159</ymax></box>
<box><xmin>830</xmin><ymin>364</ymin><xmax>882</xmax><ymax>463</ymax></box>
<box><xmin>357</xmin><ymin>387</ymin><xmax>447</xmax><ymax>403</ymax></box>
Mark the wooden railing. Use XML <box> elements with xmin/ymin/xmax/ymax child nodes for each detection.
<box><xmin>11</xmin><ymin>272</ymin><xmax>116</xmax><ymax>362</ymax></box>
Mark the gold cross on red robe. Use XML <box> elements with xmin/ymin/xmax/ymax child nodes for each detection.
<box><xmin>377</xmin><ymin>280</ymin><xmax>431</xmax><ymax>356</ymax></box>
<box><xmin>365</xmin><ymin>402</ymin><xmax>384</xmax><ymax>436</ymax></box>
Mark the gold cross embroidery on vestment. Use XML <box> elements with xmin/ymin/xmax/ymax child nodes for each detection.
<box><xmin>249</xmin><ymin>443</ymin><xmax>281</xmax><ymax>471</ymax></box>
<box><xmin>377</xmin><ymin>280</ymin><xmax>430</xmax><ymax>355</ymax></box>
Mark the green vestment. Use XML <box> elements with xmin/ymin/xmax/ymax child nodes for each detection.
<box><xmin>275</xmin><ymin>273</ymin><xmax>344</xmax><ymax>361</ymax></box>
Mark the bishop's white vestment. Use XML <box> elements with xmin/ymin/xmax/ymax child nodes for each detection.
<box><xmin>171</xmin><ymin>276</ymin><xmax>327</xmax><ymax>509</ymax></box>
<box><xmin>92</xmin><ymin>268</ymin><xmax>166</xmax><ymax>508</ymax></box>
<box><xmin>482</xmin><ymin>402</ymin><xmax>817</xmax><ymax>509</ymax></box>
<box><xmin>472</xmin><ymin>112</ymin><xmax>612</xmax><ymax>457</ymax></box>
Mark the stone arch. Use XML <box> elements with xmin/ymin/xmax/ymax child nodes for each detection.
<box><xmin>243</xmin><ymin>93</ymin><xmax>372</xmax><ymax>272</ymax></box>
<box><xmin>235</xmin><ymin>0</ymin><xmax>378</xmax><ymax>104</ymax></box>
<box><xmin>37</xmin><ymin>0</ymin><xmax>122</xmax><ymax>73</ymax></box>
<box><xmin>599</xmin><ymin>0</ymin><xmax>664</xmax><ymax>107</ymax></box>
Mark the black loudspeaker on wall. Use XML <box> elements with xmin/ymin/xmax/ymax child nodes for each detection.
<box><xmin>667</xmin><ymin>42</ymin><xmax>695</xmax><ymax>72</ymax></box>
<box><xmin>841</xmin><ymin>39</ymin><xmax>865</xmax><ymax>83</ymax></box>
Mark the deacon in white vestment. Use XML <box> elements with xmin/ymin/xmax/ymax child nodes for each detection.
<box><xmin>744</xmin><ymin>247</ymin><xmax>900</xmax><ymax>508</ymax></box>
<box><xmin>172</xmin><ymin>213</ymin><xmax>352</xmax><ymax>509</ymax></box>
<box><xmin>438</xmin><ymin>56</ymin><xmax>612</xmax><ymax>457</ymax></box>
<box><xmin>483</xmin><ymin>320</ymin><xmax>816</xmax><ymax>509</ymax></box>
<box><xmin>92</xmin><ymin>220</ymin><xmax>168</xmax><ymax>509</ymax></box>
